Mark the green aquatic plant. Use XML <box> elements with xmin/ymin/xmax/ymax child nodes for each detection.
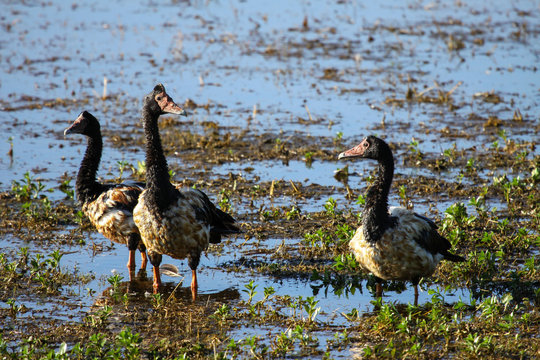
<box><xmin>0</xmin><ymin>249</ymin><xmax>82</xmax><ymax>295</ymax></box>
<box><xmin>241</xmin><ymin>335</ymin><xmax>264</xmax><ymax>358</ymax></box>
<box><xmin>212</xmin><ymin>304</ymin><xmax>231</xmax><ymax>324</ymax></box>
<box><xmin>218</xmin><ymin>188</ymin><xmax>233</xmax><ymax>213</ymax></box>
<box><xmin>334</xmin><ymin>224</ymin><xmax>354</xmax><ymax>245</ymax></box>
<box><xmin>115</xmin><ymin>328</ymin><xmax>142</xmax><ymax>360</ymax></box>
<box><xmin>11</xmin><ymin>172</ymin><xmax>51</xmax><ymax>201</ymax></box>
<box><xmin>21</xmin><ymin>197</ymin><xmax>54</xmax><ymax>219</ymax></box>
<box><xmin>261</xmin><ymin>207</ymin><xmax>281</xmax><ymax>221</ymax></box>
<box><xmin>465</xmin><ymin>158</ymin><xmax>476</xmax><ymax>173</ymax></box>
<box><xmin>8</xmin><ymin>172</ymin><xmax>60</xmax><ymax>220</ymax></box>
<box><xmin>58</xmin><ymin>177</ymin><xmax>74</xmax><ymax>200</ymax></box>
<box><xmin>332</xmin><ymin>253</ymin><xmax>358</xmax><ymax>272</ymax></box>
<box><xmin>116</xmin><ymin>160</ymin><xmax>129</xmax><ymax>177</ymax></box>
<box><xmin>262</xmin><ymin>286</ymin><xmax>276</xmax><ymax>303</ymax></box>
<box><xmin>107</xmin><ymin>273</ymin><xmax>124</xmax><ymax>301</ymax></box>
<box><xmin>304</xmin><ymin>151</ymin><xmax>314</xmax><ymax>166</ymax></box>
<box><xmin>151</xmin><ymin>293</ymin><xmax>163</xmax><ymax>310</ymax></box>
<box><xmin>398</xmin><ymin>185</ymin><xmax>411</xmax><ymax>209</ymax></box>
<box><xmin>442</xmin><ymin>143</ymin><xmax>457</xmax><ymax>163</ymax></box>
<box><xmin>303</xmin><ymin>229</ymin><xmax>333</xmax><ymax>250</ymax></box>
<box><xmin>85</xmin><ymin>306</ymin><xmax>112</xmax><ymax>329</ymax></box>
<box><xmin>243</xmin><ymin>280</ymin><xmax>258</xmax><ymax>305</ymax></box>
<box><xmin>285</xmin><ymin>205</ymin><xmax>300</xmax><ymax>220</ymax></box>
<box><xmin>334</xmin><ymin>131</ymin><xmax>343</xmax><ymax>145</ymax></box>
<box><xmin>468</xmin><ymin>187</ymin><xmax>488</xmax><ymax>217</ymax></box>
<box><xmin>6</xmin><ymin>298</ymin><xmax>26</xmax><ymax>318</ymax></box>
<box><xmin>323</xmin><ymin>197</ymin><xmax>338</xmax><ymax>216</ymax></box>
<box><xmin>408</xmin><ymin>138</ymin><xmax>422</xmax><ymax>160</ymax></box>
<box><xmin>464</xmin><ymin>333</ymin><xmax>493</xmax><ymax>355</ymax></box>
<box><xmin>530</xmin><ymin>166</ymin><xmax>540</xmax><ymax>183</ymax></box>
<box><xmin>273</xmin><ymin>330</ymin><xmax>294</xmax><ymax>356</ymax></box>
<box><xmin>135</xmin><ymin>160</ymin><xmax>146</xmax><ymax>177</ymax></box>
<box><xmin>303</xmin><ymin>296</ymin><xmax>321</xmax><ymax>323</ymax></box>
<box><xmin>443</xmin><ymin>202</ymin><xmax>475</xmax><ymax>229</ymax></box>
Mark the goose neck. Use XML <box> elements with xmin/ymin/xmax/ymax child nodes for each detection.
<box><xmin>142</xmin><ymin>109</ymin><xmax>174</xmax><ymax>199</ymax></box>
<box><xmin>76</xmin><ymin>133</ymin><xmax>102</xmax><ymax>203</ymax></box>
<box><xmin>362</xmin><ymin>155</ymin><xmax>394</xmax><ymax>242</ymax></box>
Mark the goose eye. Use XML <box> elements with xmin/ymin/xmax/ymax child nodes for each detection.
<box><xmin>363</xmin><ymin>142</ymin><xmax>369</xmax><ymax>147</ymax></box>
<box><xmin>156</xmin><ymin>96</ymin><xmax>162</xmax><ymax>101</ymax></box>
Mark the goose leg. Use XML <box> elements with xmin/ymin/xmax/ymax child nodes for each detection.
<box><xmin>152</xmin><ymin>266</ymin><xmax>162</xmax><ymax>294</ymax></box>
<box><xmin>148</xmin><ymin>252</ymin><xmax>163</xmax><ymax>294</ymax></box>
<box><xmin>412</xmin><ymin>278</ymin><xmax>420</xmax><ymax>306</ymax></box>
<box><xmin>140</xmin><ymin>252</ymin><xmax>148</xmax><ymax>271</ymax></box>
<box><xmin>138</xmin><ymin>241</ymin><xmax>148</xmax><ymax>271</ymax></box>
<box><xmin>127</xmin><ymin>250</ymin><xmax>136</xmax><ymax>272</ymax></box>
<box><xmin>375</xmin><ymin>281</ymin><xmax>383</xmax><ymax>299</ymax></box>
<box><xmin>188</xmin><ymin>253</ymin><xmax>201</xmax><ymax>302</ymax></box>
<box><xmin>191</xmin><ymin>270</ymin><xmax>198</xmax><ymax>302</ymax></box>
<box><xmin>127</xmin><ymin>233</ymin><xmax>142</xmax><ymax>281</ymax></box>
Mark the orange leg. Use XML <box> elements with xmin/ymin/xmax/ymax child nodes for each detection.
<box><xmin>152</xmin><ymin>265</ymin><xmax>162</xmax><ymax>294</ymax></box>
<box><xmin>127</xmin><ymin>250</ymin><xmax>137</xmax><ymax>281</ymax></box>
<box><xmin>140</xmin><ymin>251</ymin><xmax>148</xmax><ymax>270</ymax></box>
<box><xmin>191</xmin><ymin>269</ymin><xmax>198</xmax><ymax>301</ymax></box>
<box><xmin>127</xmin><ymin>249</ymin><xmax>136</xmax><ymax>271</ymax></box>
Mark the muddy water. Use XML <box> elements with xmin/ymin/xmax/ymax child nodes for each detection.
<box><xmin>0</xmin><ymin>0</ymin><xmax>538</xmax><ymax>357</ymax></box>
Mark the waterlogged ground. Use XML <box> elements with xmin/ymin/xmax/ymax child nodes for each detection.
<box><xmin>0</xmin><ymin>0</ymin><xmax>539</xmax><ymax>358</ymax></box>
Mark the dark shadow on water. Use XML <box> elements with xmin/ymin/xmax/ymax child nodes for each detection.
<box><xmin>311</xmin><ymin>269</ymin><xmax>409</xmax><ymax>298</ymax></box>
<box><xmin>96</xmin><ymin>275</ymin><xmax>241</xmax><ymax>307</ymax></box>
<box><xmin>470</xmin><ymin>278</ymin><xmax>540</xmax><ymax>305</ymax></box>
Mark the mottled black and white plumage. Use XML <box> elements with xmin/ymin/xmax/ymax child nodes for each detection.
<box><xmin>338</xmin><ymin>135</ymin><xmax>465</xmax><ymax>303</ymax></box>
<box><xmin>64</xmin><ymin>111</ymin><xmax>147</xmax><ymax>276</ymax></box>
<box><xmin>133</xmin><ymin>84</ymin><xmax>240</xmax><ymax>300</ymax></box>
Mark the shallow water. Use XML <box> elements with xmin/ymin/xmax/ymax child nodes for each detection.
<box><xmin>0</xmin><ymin>0</ymin><xmax>538</xmax><ymax>357</ymax></box>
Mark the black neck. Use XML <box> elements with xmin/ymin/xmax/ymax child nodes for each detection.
<box><xmin>142</xmin><ymin>107</ymin><xmax>175</xmax><ymax>207</ymax></box>
<box><xmin>362</xmin><ymin>152</ymin><xmax>394</xmax><ymax>243</ymax></box>
<box><xmin>76</xmin><ymin>133</ymin><xmax>103</xmax><ymax>203</ymax></box>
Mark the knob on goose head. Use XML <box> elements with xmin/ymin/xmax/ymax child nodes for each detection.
<box><xmin>338</xmin><ymin>135</ymin><xmax>391</xmax><ymax>162</ymax></box>
<box><xmin>143</xmin><ymin>83</ymin><xmax>188</xmax><ymax>117</ymax></box>
<box><xmin>64</xmin><ymin>111</ymin><xmax>100</xmax><ymax>137</ymax></box>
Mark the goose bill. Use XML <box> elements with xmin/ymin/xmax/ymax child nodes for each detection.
<box><xmin>338</xmin><ymin>142</ymin><xmax>366</xmax><ymax>159</ymax></box>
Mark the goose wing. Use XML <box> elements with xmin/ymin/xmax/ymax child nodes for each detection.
<box><xmin>412</xmin><ymin>212</ymin><xmax>465</xmax><ymax>262</ymax></box>
<box><xmin>101</xmin><ymin>183</ymin><xmax>145</xmax><ymax>212</ymax></box>
<box><xmin>181</xmin><ymin>188</ymin><xmax>241</xmax><ymax>244</ymax></box>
